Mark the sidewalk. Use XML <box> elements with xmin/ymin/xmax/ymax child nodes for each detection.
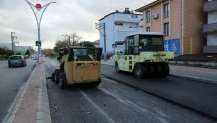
<box><xmin>102</xmin><ymin>60</ymin><xmax>217</xmax><ymax>84</ymax></box>
<box><xmin>3</xmin><ymin>63</ymin><xmax>51</xmax><ymax>123</ymax></box>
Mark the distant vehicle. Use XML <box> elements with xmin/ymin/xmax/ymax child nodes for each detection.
<box><xmin>31</xmin><ymin>55</ymin><xmax>38</xmax><ymax>60</ymax></box>
<box><xmin>52</xmin><ymin>47</ymin><xmax>102</xmax><ymax>89</ymax></box>
<box><xmin>114</xmin><ymin>32</ymin><xmax>174</xmax><ymax>78</ymax></box>
<box><xmin>8</xmin><ymin>55</ymin><xmax>27</xmax><ymax>68</ymax></box>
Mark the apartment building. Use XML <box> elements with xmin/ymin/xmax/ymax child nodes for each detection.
<box><xmin>98</xmin><ymin>8</ymin><xmax>143</xmax><ymax>54</ymax></box>
<box><xmin>204</xmin><ymin>0</ymin><xmax>217</xmax><ymax>53</ymax></box>
<box><xmin>136</xmin><ymin>0</ymin><xmax>205</xmax><ymax>56</ymax></box>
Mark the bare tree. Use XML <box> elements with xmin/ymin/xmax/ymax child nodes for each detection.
<box><xmin>62</xmin><ymin>33</ymin><xmax>82</xmax><ymax>46</ymax></box>
<box><xmin>54</xmin><ymin>33</ymin><xmax>82</xmax><ymax>53</ymax></box>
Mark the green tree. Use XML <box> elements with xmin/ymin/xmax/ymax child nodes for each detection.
<box><xmin>0</xmin><ymin>48</ymin><xmax>8</xmax><ymax>55</ymax></box>
<box><xmin>25</xmin><ymin>50</ymin><xmax>31</xmax><ymax>56</ymax></box>
<box><xmin>16</xmin><ymin>52</ymin><xmax>21</xmax><ymax>55</ymax></box>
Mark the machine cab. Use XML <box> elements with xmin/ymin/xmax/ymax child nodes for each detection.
<box><xmin>124</xmin><ymin>32</ymin><xmax>165</xmax><ymax>55</ymax></box>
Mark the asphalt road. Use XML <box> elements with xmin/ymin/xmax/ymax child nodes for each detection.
<box><xmin>45</xmin><ymin>59</ymin><xmax>216</xmax><ymax>123</ymax></box>
<box><xmin>0</xmin><ymin>59</ymin><xmax>35</xmax><ymax>122</ymax></box>
<box><xmin>102</xmin><ymin>64</ymin><xmax>217</xmax><ymax>120</ymax></box>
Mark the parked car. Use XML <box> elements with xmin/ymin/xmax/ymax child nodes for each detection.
<box><xmin>8</xmin><ymin>55</ymin><xmax>27</xmax><ymax>68</ymax></box>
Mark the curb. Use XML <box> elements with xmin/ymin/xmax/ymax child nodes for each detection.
<box><xmin>169</xmin><ymin>74</ymin><xmax>217</xmax><ymax>85</ymax></box>
<box><xmin>36</xmin><ymin>65</ymin><xmax>51</xmax><ymax>123</ymax></box>
<box><xmin>169</xmin><ymin>61</ymin><xmax>217</xmax><ymax>69</ymax></box>
<box><xmin>2</xmin><ymin>64</ymin><xmax>51</xmax><ymax>123</ymax></box>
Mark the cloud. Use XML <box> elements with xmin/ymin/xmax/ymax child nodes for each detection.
<box><xmin>0</xmin><ymin>0</ymin><xmax>154</xmax><ymax>48</ymax></box>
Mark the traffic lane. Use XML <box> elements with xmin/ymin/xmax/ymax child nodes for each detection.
<box><xmin>0</xmin><ymin>59</ymin><xmax>35</xmax><ymax>122</ymax></box>
<box><xmin>97</xmin><ymin>78</ymin><xmax>215</xmax><ymax>123</ymax></box>
<box><xmin>45</xmin><ymin>62</ymin><xmax>158</xmax><ymax>123</ymax></box>
<box><xmin>102</xmin><ymin>64</ymin><xmax>217</xmax><ymax>119</ymax></box>
<box><xmin>45</xmin><ymin>61</ymin><xmax>215</xmax><ymax>123</ymax></box>
<box><xmin>46</xmin><ymin>75</ymin><xmax>160</xmax><ymax>122</ymax></box>
<box><xmin>45</xmin><ymin>63</ymin><xmax>110</xmax><ymax>123</ymax></box>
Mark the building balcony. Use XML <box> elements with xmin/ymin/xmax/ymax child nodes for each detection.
<box><xmin>204</xmin><ymin>0</ymin><xmax>217</xmax><ymax>12</ymax></box>
<box><xmin>203</xmin><ymin>23</ymin><xmax>217</xmax><ymax>33</ymax></box>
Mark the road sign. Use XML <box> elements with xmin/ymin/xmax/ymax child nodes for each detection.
<box><xmin>36</xmin><ymin>41</ymin><xmax>41</xmax><ymax>47</ymax></box>
<box><xmin>164</xmin><ymin>38</ymin><xmax>181</xmax><ymax>56</ymax></box>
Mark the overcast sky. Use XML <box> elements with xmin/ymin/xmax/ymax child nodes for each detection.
<box><xmin>0</xmin><ymin>0</ymin><xmax>154</xmax><ymax>49</ymax></box>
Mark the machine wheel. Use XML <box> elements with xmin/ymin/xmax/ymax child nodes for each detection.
<box><xmin>161</xmin><ymin>64</ymin><xmax>170</xmax><ymax>77</ymax></box>
<box><xmin>148</xmin><ymin>65</ymin><xmax>155</xmax><ymax>76</ymax></box>
<box><xmin>115</xmin><ymin>62</ymin><xmax>120</xmax><ymax>72</ymax></box>
<box><xmin>133</xmin><ymin>64</ymin><xmax>144</xmax><ymax>78</ymax></box>
<box><xmin>53</xmin><ymin>69</ymin><xmax>60</xmax><ymax>83</ymax></box>
<box><xmin>58</xmin><ymin>72</ymin><xmax>67</xmax><ymax>89</ymax></box>
<box><xmin>162</xmin><ymin>63</ymin><xmax>169</xmax><ymax>77</ymax></box>
<box><xmin>89</xmin><ymin>81</ymin><xmax>101</xmax><ymax>88</ymax></box>
<box><xmin>156</xmin><ymin>64</ymin><xmax>163</xmax><ymax>76</ymax></box>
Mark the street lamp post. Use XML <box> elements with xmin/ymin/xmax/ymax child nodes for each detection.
<box><xmin>25</xmin><ymin>0</ymin><xmax>56</xmax><ymax>62</ymax></box>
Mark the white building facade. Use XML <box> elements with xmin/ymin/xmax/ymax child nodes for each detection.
<box><xmin>204</xmin><ymin>0</ymin><xmax>217</xmax><ymax>53</ymax></box>
<box><xmin>98</xmin><ymin>8</ymin><xmax>143</xmax><ymax>54</ymax></box>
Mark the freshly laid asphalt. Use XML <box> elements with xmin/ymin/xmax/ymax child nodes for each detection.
<box><xmin>0</xmin><ymin>59</ymin><xmax>35</xmax><ymax>122</ymax></box>
<box><xmin>45</xmin><ymin>59</ymin><xmax>217</xmax><ymax>123</ymax></box>
<box><xmin>102</xmin><ymin>64</ymin><xmax>217</xmax><ymax>120</ymax></box>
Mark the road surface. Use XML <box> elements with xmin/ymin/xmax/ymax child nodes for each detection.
<box><xmin>0</xmin><ymin>59</ymin><xmax>35</xmax><ymax>122</ymax></box>
<box><xmin>45</xmin><ymin>58</ymin><xmax>216</xmax><ymax>123</ymax></box>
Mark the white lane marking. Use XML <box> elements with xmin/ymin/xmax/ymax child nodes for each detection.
<box><xmin>100</xmin><ymin>88</ymin><xmax>171</xmax><ymax>123</ymax></box>
<box><xmin>100</xmin><ymin>88</ymin><xmax>149</xmax><ymax>113</ymax></box>
<box><xmin>80</xmin><ymin>91</ymin><xmax>116</xmax><ymax>123</ymax></box>
<box><xmin>155</xmin><ymin>109</ymin><xmax>170</xmax><ymax>119</ymax></box>
<box><xmin>157</xmin><ymin>117</ymin><xmax>171</xmax><ymax>123</ymax></box>
<box><xmin>102</xmin><ymin>78</ymin><xmax>170</xmax><ymax>118</ymax></box>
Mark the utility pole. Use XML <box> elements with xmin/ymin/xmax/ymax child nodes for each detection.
<box><xmin>103</xmin><ymin>23</ymin><xmax>107</xmax><ymax>60</ymax></box>
<box><xmin>11</xmin><ymin>32</ymin><xmax>17</xmax><ymax>55</ymax></box>
<box><xmin>68</xmin><ymin>35</ymin><xmax>71</xmax><ymax>46</ymax></box>
<box><xmin>72</xmin><ymin>34</ymin><xmax>75</xmax><ymax>46</ymax></box>
<box><xmin>96</xmin><ymin>22</ymin><xmax>107</xmax><ymax>60</ymax></box>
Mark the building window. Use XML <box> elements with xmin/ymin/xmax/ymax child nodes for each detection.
<box><xmin>146</xmin><ymin>27</ymin><xmax>150</xmax><ymax>32</ymax></box>
<box><xmin>164</xmin><ymin>22</ymin><xmax>169</xmax><ymax>36</ymax></box>
<box><xmin>131</xmin><ymin>14</ymin><xmax>138</xmax><ymax>18</ymax></box>
<box><xmin>115</xmin><ymin>22</ymin><xmax>123</xmax><ymax>26</ymax></box>
<box><xmin>163</xmin><ymin>3</ymin><xmax>169</xmax><ymax>18</ymax></box>
<box><xmin>145</xmin><ymin>10</ymin><xmax>151</xmax><ymax>24</ymax></box>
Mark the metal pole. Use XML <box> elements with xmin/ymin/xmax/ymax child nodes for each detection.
<box><xmin>25</xmin><ymin>0</ymin><xmax>56</xmax><ymax>63</ymax></box>
<box><xmin>95</xmin><ymin>22</ymin><xmax>106</xmax><ymax>60</ymax></box>
<box><xmin>11</xmin><ymin>32</ymin><xmax>14</xmax><ymax>55</ymax></box>
<box><xmin>38</xmin><ymin>23</ymin><xmax>40</xmax><ymax>62</ymax></box>
<box><xmin>103</xmin><ymin>23</ymin><xmax>107</xmax><ymax>61</ymax></box>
